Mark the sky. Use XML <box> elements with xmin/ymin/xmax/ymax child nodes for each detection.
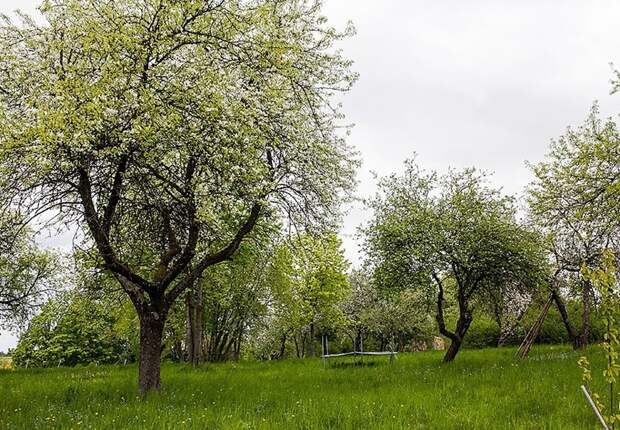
<box><xmin>2</xmin><ymin>0</ymin><xmax>620</xmax><ymax>351</ymax></box>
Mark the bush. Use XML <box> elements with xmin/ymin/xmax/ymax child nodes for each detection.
<box><xmin>462</xmin><ymin>317</ymin><xmax>500</xmax><ymax>349</ymax></box>
<box><xmin>460</xmin><ymin>297</ymin><xmax>605</xmax><ymax>350</ymax></box>
<box><xmin>12</xmin><ymin>292</ymin><xmax>129</xmax><ymax>368</ymax></box>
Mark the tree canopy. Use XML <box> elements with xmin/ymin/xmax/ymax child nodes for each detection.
<box><xmin>362</xmin><ymin>161</ymin><xmax>547</xmax><ymax>361</ymax></box>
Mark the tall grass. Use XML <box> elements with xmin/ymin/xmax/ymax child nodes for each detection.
<box><xmin>0</xmin><ymin>345</ymin><xmax>605</xmax><ymax>429</ymax></box>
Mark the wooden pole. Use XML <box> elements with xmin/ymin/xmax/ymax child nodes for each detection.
<box><xmin>581</xmin><ymin>385</ymin><xmax>610</xmax><ymax>430</ymax></box>
<box><xmin>516</xmin><ymin>293</ymin><xmax>553</xmax><ymax>359</ymax></box>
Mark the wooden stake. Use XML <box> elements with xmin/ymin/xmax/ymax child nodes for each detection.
<box><xmin>581</xmin><ymin>385</ymin><xmax>610</xmax><ymax>430</ymax></box>
<box><xmin>516</xmin><ymin>293</ymin><xmax>553</xmax><ymax>359</ymax></box>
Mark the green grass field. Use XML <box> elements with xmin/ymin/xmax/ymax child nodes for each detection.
<box><xmin>0</xmin><ymin>345</ymin><xmax>607</xmax><ymax>429</ymax></box>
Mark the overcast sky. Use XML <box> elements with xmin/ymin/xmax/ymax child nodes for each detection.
<box><xmin>2</xmin><ymin>0</ymin><xmax>620</xmax><ymax>351</ymax></box>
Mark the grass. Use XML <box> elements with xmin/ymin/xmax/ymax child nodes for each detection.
<box><xmin>0</xmin><ymin>345</ymin><xmax>608</xmax><ymax>429</ymax></box>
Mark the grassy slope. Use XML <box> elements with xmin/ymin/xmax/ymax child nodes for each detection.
<box><xmin>0</xmin><ymin>345</ymin><xmax>606</xmax><ymax>429</ymax></box>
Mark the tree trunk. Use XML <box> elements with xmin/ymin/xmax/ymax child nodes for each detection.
<box><xmin>576</xmin><ymin>280</ymin><xmax>592</xmax><ymax>349</ymax></box>
<box><xmin>309</xmin><ymin>322</ymin><xmax>315</xmax><ymax>357</ymax></box>
<box><xmin>355</xmin><ymin>329</ymin><xmax>362</xmax><ymax>352</ymax></box>
<box><xmin>233</xmin><ymin>334</ymin><xmax>242</xmax><ymax>362</ymax></box>
<box><xmin>443</xmin><ymin>337</ymin><xmax>462</xmax><ymax>362</ymax></box>
<box><xmin>185</xmin><ymin>284</ymin><xmax>204</xmax><ymax>366</ymax></box>
<box><xmin>278</xmin><ymin>334</ymin><xmax>287</xmax><ymax>359</ymax></box>
<box><xmin>442</xmin><ymin>312</ymin><xmax>472</xmax><ymax>363</ymax></box>
<box><xmin>139</xmin><ymin>314</ymin><xmax>165</xmax><ymax>395</ymax></box>
<box><xmin>433</xmin><ymin>273</ymin><xmax>472</xmax><ymax>363</ymax></box>
<box><xmin>293</xmin><ymin>334</ymin><xmax>300</xmax><ymax>358</ymax></box>
<box><xmin>551</xmin><ymin>288</ymin><xmax>577</xmax><ymax>347</ymax></box>
<box><xmin>171</xmin><ymin>340</ymin><xmax>183</xmax><ymax>362</ymax></box>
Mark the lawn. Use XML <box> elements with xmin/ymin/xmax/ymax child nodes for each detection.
<box><xmin>0</xmin><ymin>345</ymin><xmax>606</xmax><ymax>429</ymax></box>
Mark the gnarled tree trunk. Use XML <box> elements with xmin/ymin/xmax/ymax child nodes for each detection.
<box><xmin>139</xmin><ymin>312</ymin><xmax>166</xmax><ymax>395</ymax></box>
<box><xmin>433</xmin><ymin>272</ymin><xmax>472</xmax><ymax>363</ymax></box>
<box><xmin>442</xmin><ymin>310</ymin><xmax>473</xmax><ymax>363</ymax></box>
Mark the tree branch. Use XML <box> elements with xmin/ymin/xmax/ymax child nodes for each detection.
<box><xmin>432</xmin><ymin>272</ymin><xmax>457</xmax><ymax>342</ymax></box>
<box><xmin>102</xmin><ymin>153</ymin><xmax>130</xmax><ymax>235</ymax></box>
<box><xmin>77</xmin><ymin>167</ymin><xmax>157</xmax><ymax>295</ymax></box>
<box><xmin>164</xmin><ymin>202</ymin><xmax>262</xmax><ymax>307</ymax></box>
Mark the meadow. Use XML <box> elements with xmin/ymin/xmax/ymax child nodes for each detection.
<box><xmin>0</xmin><ymin>345</ymin><xmax>608</xmax><ymax>429</ymax></box>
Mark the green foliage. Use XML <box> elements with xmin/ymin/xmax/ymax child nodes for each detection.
<box><xmin>0</xmin><ymin>215</ymin><xmax>64</xmax><ymax>327</ymax></box>
<box><xmin>256</xmin><ymin>233</ymin><xmax>351</xmax><ymax>358</ymax></box>
<box><xmin>289</xmin><ymin>233</ymin><xmax>351</xmax><ymax>332</ymax></box>
<box><xmin>12</xmin><ymin>291</ymin><xmax>130</xmax><ymax>367</ymax></box>
<box><xmin>342</xmin><ymin>268</ymin><xmax>434</xmax><ymax>352</ymax></box>
<box><xmin>455</xmin><ymin>298</ymin><xmax>608</xmax><ymax>349</ymax></box>
<box><xmin>579</xmin><ymin>250</ymin><xmax>620</xmax><ymax>428</ymax></box>
<box><xmin>529</xmin><ymin>104</ymin><xmax>620</xmax><ymax>230</ymax></box>
<box><xmin>461</xmin><ymin>317</ymin><xmax>501</xmax><ymax>349</ymax></box>
<box><xmin>528</xmin><ymin>105</ymin><xmax>620</xmax><ymax>332</ymax></box>
<box><xmin>200</xmin><ymin>240</ymin><xmax>274</xmax><ymax>362</ymax></box>
<box><xmin>0</xmin><ymin>0</ymin><xmax>359</xmax><ymax>272</ymax></box>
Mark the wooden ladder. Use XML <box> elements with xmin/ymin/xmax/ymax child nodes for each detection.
<box><xmin>516</xmin><ymin>293</ymin><xmax>553</xmax><ymax>359</ymax></box>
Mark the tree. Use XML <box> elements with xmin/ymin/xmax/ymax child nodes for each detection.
<box><xmin>200</xmin><ymin>239</ymin><xmax>273</xmax><ymax>362</ymax></box>
<box><xmin>250</xmin><ymin>238</ymin><xmax>298</xmax><ymax>360</ymax></box>
<box><xmin>12</xmin><ymin>289</ymin><xmax>128</xmax><ymax>367</ymax></box>
<box><xmin>342</xmin><ymin>268</ymin><xmax>433</xmax><ymax>352</ymax></box>
<box><xmin>483</xmin><ymin>282</ymin><xmax>531</xmax><ymax>347</ymax></box>
<box><xmin>264</xmin><ymin>233</ymin><xmax>350</xmax><ymax>358</ymax></box>
<box><xmin>363</xmin><ymin>161</ymin><xmax>546</xmax><ymax>362</ymax></box>
<box><xmin>528</xmin><ymin>105</ymin><xmax>620</xmax><ymax>348</ymax></box>
<box><xmin>182</xmin><ymin>220</ymin><xmax>279</xmax><ymax>365</ymax></box>
<box><xmin>293</xmin><ymin>233</ymin><xmax>350</xmax><ymax>357</ymax></box>
<box><xmin>340</xmin><ymin>268</ymin><xmax>377</xmax><ymax>351</ymax></box>
<box><xmin>0</xmin><ymin>214</ymin><xmax>63</xmax><ymax>328</ymax></box>
<box><xmin>0</xmin><ymin>1</ymin><xmax>357</xmax><ymax>393</ymax></box>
